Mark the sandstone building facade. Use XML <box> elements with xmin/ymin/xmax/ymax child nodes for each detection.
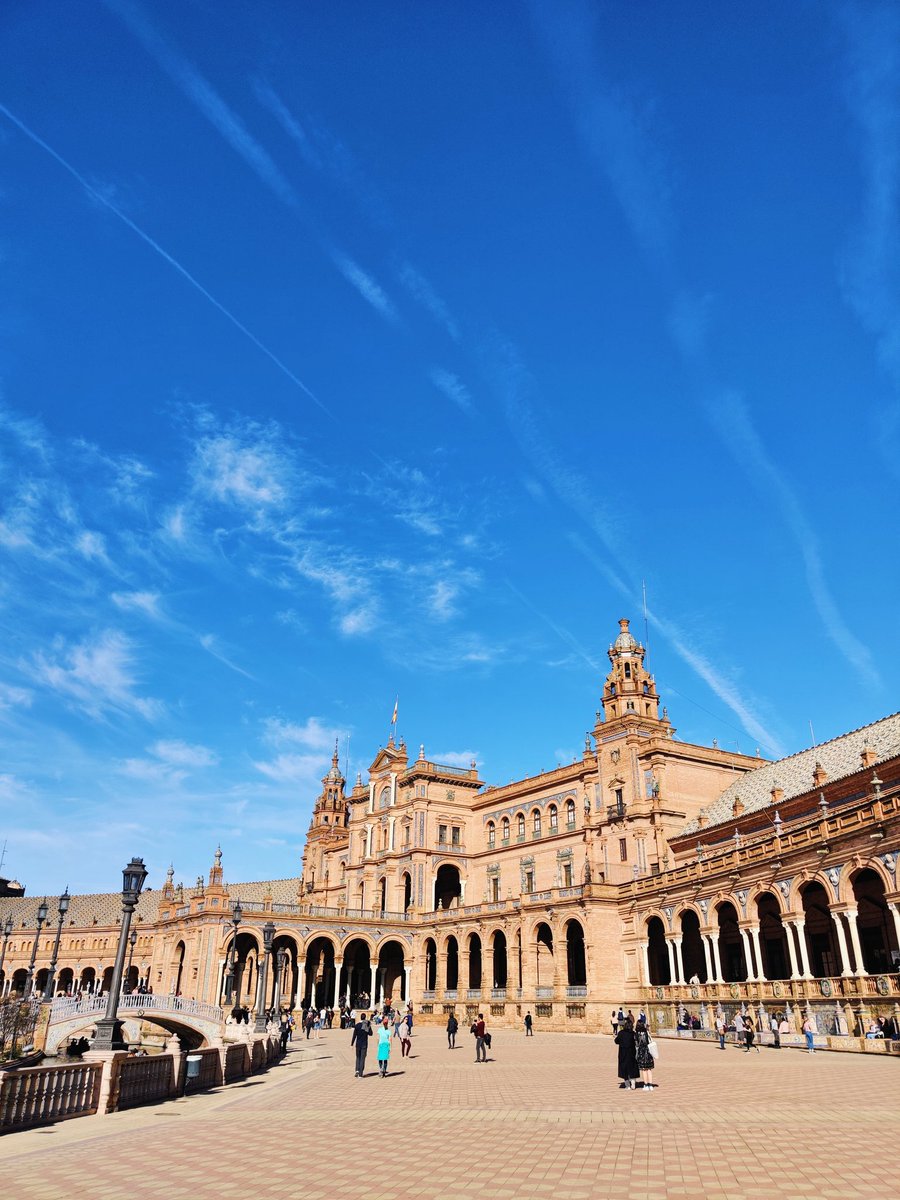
<box><xmin>1</xmin><ymin>619</ymin><xmax>898</xmax><ymax>1046</ymax></box>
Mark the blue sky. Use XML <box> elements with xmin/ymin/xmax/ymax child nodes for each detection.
<box><xmin>1</xmin><ymin>0</ymin><xmax>898</xmax><ymax>895</ymax></box>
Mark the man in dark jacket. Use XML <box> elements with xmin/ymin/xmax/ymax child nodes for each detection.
<box><xmin>351</xmin><ymin>1012</ymin><xmax>373</xmax><ymax>1077</ymax></box>
<box><xmin>473</xmin><ymin>1013</ymin><xmax>487</xmax><ymax>1062</ymax></box>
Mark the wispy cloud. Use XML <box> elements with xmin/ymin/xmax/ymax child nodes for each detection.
<box><xmin>0</xmin><ymin>104</ymin><xmax>328</xmax><ymax>413</ymax></box>
<box><xmin>151</xmin><ymin>739</ymin><xmax>219</xmax><ymax>768</ymax></box>
<box><xmin>263</xmin><ymin>716</ymin><xmax>340</xmax><ymax>751</ymax></box>
<box><xmin>28</xmin><ymin>629</ymin><xmax>163</xmax><ymax>721</ymax></box>
<box><xmin>198</xmin><ymin>633</ymin><xmax>254</xmax><ymax>680</ymax></box>
<box><xmin>430</xmin><ymin>367</ymin><xmax>474</xmax><ymax>414</ymax></box>
<box><xmin>399</xmin><ymin>264</ymin><xmax>460</xmax><ymax>340</ymax></box>
<box><xmin>331</xmin><ymin>251</ymin><xmax>400</xmax><ymax>324</ymax></box>
<box><xmin>430</xmin><ymin>749</ymin><xmax>478</xmax><ymax>769</ymax></box>
<box><xmin>0</xmin><ymin>682</ymin><xmax>33</xmax><ymax>714</ymax></box>
<box><xmin>111</xmin><ymin>591</ymin><xmax>163</xmax><ymax>620</ymax></box>
<box><xmin>840</xmin><ymin>3</ymin><xmax>900</xmax><ymax>477</ymax></box>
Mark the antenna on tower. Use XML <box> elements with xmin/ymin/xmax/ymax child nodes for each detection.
<box><xmin>642</xmin><ymin>580</ymin><xmax>650</xmax><ymax>661</ymax></box>
<box><xmin>0</xmin><ymin>840</ymin><xmax>6</xmax><ymax>876</ymax></box>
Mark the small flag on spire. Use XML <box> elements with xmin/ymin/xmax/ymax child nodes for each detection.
<box><xmin>391</xmin><ymin>697</ymin><xmax>398</xmax><ymax>726</ymax></box>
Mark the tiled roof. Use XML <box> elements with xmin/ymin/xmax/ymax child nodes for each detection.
<box><xmin>682</xmin><ymin>711</ymin><xmax>900</xmax><ymax>835</ymax></box>
<box><xmin>223</xmin><ymin>878</ymin><xmax>300</xmax><ymax>904</ymax></box>
<box><xmin>0</xmin><ymin>889</ymin><xmax>160</xmax><ymax>930</ymax></box>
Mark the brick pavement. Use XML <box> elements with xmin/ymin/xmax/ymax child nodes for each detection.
<box><xmin>2</xmin><ymin>1027</ymin><xmax>898</xmax><ymax>1199</ymax></box>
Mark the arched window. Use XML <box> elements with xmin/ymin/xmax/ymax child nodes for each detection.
<box><xmin>379</xmin><ymin>786</ymin><xmax>391</xmax><ymax>808</ymax></box>
<box><xmin>548</xmin><ymin>805</ymin><xmax>558</xmax><ymax>831</ymax></box>
<box><xmin>487</xmin><ymin>822</ymin><xmax>496</xmax><ymax>848</ymax></box>
<box><xmin>624</xmin><ymin>662</ymin><xmax>631</xmax><ymax>679</ymax></box>
<box><xmin>566</xmin><ymin>799</ymin><xmax>576</xmax><ymax>829</ymax></box>
<box><xmin>517</xmin><ymin>813</ymin><xmax>526</xmax><ymax>839</ymax></box>
<box><xmin>532</xmin><ymin>809</ymin><xmax>542</xmax><ymax>836</ymax></box>
<box><xmin>501</xmin><ymin>817</ymin><xmax>510</xmax><ymax>843</ymax></box>
<box><xmin>340</xmin><ymin>861</ymin><xmax>346</xmax><ymax>881</ymax></box>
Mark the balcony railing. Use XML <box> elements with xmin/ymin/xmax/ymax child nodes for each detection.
<box><xmin>491</xmin><ymin>988</ymin><xmax>507</xmax><ymax>1000</ymax></box>
<box><xmin>536</xmin><ymin>987</ymin><xmax>553</xmax><ymax>999</ymax></box>
<box><xmin>437</xmin><ymin>842</ymin><xmax>465</xmax><ymax>853</ymax></box>
<box><xmin>444</xmin><ymin>990</ymin><xmax>458</xmax><ymax>1000</ymax></box>
<box><xmin>422</xmin><ymin>990</ymin><xmax>436</xmax><ymax>1001</ymax></box>
<box><xmin>566</xmin><ymin>820</ymin><xmax>577</xmax><ymax>831</ymax></box>
<box><xmin>566</xmin><ymin>985</ymin><xmax>588</xmax><ymax>998</ymax></box>
<box><xmin>466</xmin><ymin>989</ymin><xmax>482</xmax><ymax>1000</ymax></box>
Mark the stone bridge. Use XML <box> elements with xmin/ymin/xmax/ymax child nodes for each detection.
<box><xmin>45</xmin><ymin>993</ymin><xmax>227</xmax><ymax>1055</ymax></box>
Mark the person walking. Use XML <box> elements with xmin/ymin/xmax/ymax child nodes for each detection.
<box><xmin>634</xmin><ymin>1017</ymin><xmax>656</xmax><ymax>1090</ymax></box>
<box><xmin>377</xmin><ymin>1017</ymin><xmax>392</xmax><ymax>1077</ymax></box>
<box><xmin>744</xmin><ymin>1013</ymin><xmax>760</xmax><ymax>1053</ymax></box>
<box><xmin>715</xmin><ymin>1013</ymin><xmax>727</xmax><ymax>1050</ymax></box>
<box><xmin>802</xmin><ymin>1013</ymin><xmax>816</xmax><ymax>1053</ymax></box>
<box><xmin>778</xmin><ymin>1013</ymin><xmax>790</xmax><ymax>1047</ymax></box>
<box><xmin>733</xmin><ymin>1011</ymin><xmax>744</xmax><ymax>1046</ymax></box>
<box><xmin>399</xmin><ymin>1014</ymin><xmax>412</xmax><ymax>1058</ymax></box>
<box><xmin>771</xmin><ymin>1013</ymin><xmax>781</xmax><ymax>1049</ymax></box>
<box><xmin>524</xmin><ymin>1012</ymin><xmax>534</xmax><ymax>1036</ymax></box>
<box><xmin>611</xmin><ymin>1009</ymin><xmax>619</xmax><ymax>1035</ymax></box>
<box><xmin>350</xmin><ymin>1011</ymin><xmax>373</xmax><ymax>1077</ymax></box>
<box><xmin>614</xmin><ymin>1016</ymin><xmax>639</xmax><ymax>1089</ymax></box>
<box><xmin>473</xmin><ymin>1012</ymin><xmax>487</xmax><ymax>1062</ymax></box>
<box><xmin>446</xmin><ymin>1012</ymin><xmax>458</xmax><ymax>1049</ymax></box>
<box><xmin>279</xmin><ymin>1014</ymin><xmax>291</xmax><ymax>1052</ymax></box>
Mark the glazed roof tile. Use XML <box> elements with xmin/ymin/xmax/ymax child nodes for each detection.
<box><xmin>681</xmin><ymin>711</ymin><xmax>900</xmax><ymax>835</ymax></box>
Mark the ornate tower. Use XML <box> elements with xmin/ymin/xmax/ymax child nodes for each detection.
<box><xmin>599</xmin><ymin>618</ymin><xmax>662</xmax><ymax>727</ymax></box>
<box><xmin>301</xmin><ymin>742</ymin><xmax>350</xmax><ymax>895</ymax></box>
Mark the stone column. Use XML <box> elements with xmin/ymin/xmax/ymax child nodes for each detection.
<box><xmin>843</xmin><ymin>908</ymin><xmax>866</xmax><ymax>977</ymax></box>
<box><xmin>748</xmin><ymin>925</ymin><xmax>764</xmax><ymax>982</ymax></box>
<box><xmin>639</xmin><ymin>941</ymin><xmax>651</xmax><ymax>986</ymax></box>
<box><xmin>888</xmin><ymin>902</ymin><xmax>900</xmax><ymax>953</ymax></box>
<box><xmin>783</xmin><ymin>922</ymin><xmax>801</xmax><ymax>980</ymax></box>
<box><xmin>793</xmin><ymin>919</ymin><xmax>813</xmax><ymax>979</ymax></box>
<box><xmin>832</xmin><ymin>912</ymin><xmax>852</xmax><ymax>978</ymax></box>
<box><xmin>665</xmin><ymin>937</ymin><xmax>677</xmax><ymax>984</ymax></box>
<box><xmin>702</xmin><ymin>935</ymin><xmax>714</xmax><ymax>983</ymax></box>
<box><xmin>404</xmin><ymin>965</ymin><xmax>411</xmax><ymax>1003</ymax></box>
<box><xmin>332</xmin><ymin>959</ymin><xmax>343</xmax><ymax>1009</ymax></box>
<box><xmin>672</xmin><ymin>937</ymin><xmax>684</xmax><ymax>985</ymax></box>
<box><xmin>710</xmin><ymin>935</ymin><xmax>724</xmax><ymax>984</ymax></box>
<box><xmin>296</xmin><ymin>960</ymin><xmax>306</xmax><ymax>1008</ymax></box>
<box><xmin>369</xmin><ymin>964</ymin><xmax>378</xmax><ymax>1007</ymax></box>
<box><xmin>739</xmin><ymin>928</ymin><xmax>753</xmax><ymax>981</ymax></box>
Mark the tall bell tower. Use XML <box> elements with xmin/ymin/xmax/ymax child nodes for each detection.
<box><xmin>300</xmin><ymin>741</ymin><xmax>349</xmax><ymax>895</ymax></box>
<box><xmin>599</xmin><ymin>618</ymin><xmax>662</xmax><ymax>728</ymax></box>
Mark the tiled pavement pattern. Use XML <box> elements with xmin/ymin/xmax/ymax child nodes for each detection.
<box><xmin>3</xmin><ymin>1028</ymin><xmax>899</xmax><ymax>1199</ymax></box>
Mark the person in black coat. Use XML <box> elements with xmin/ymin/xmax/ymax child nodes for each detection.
<box><xmin>615</xmin><ymin>1018</ymin><xmax>639</xmax><ymax>1089</ymax></box>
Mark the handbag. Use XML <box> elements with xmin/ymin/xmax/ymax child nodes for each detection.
<box><xmin>647</xmin><ymin>1037</ymin><xmax>659</xmax><ymax>1059</ymax></box>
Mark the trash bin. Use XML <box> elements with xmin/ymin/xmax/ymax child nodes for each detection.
<box><xmin>185</xmin><ymin>1054</ymin><xmax>202</xmax><ymax>1080</ymax></box>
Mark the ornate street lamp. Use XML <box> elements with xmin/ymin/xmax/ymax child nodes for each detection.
<box><xmin>92</xmin><ymin>857</ymin><xmax>148</xmax><ymax>1051</ymax></box>
<box><xmin>0</xmin><ymin>915</ymin><xmax>13</xmax><ymax>994</ymax></box>
<box><xmin>43</xmin><ymin>889</ymin><xmax>70</xmax><ymax>1001</ymax></box>
<box><xmin>125</xmin><ymin>930</ymin><xmax>138</xmax><ymax>993</ymax></box>
<box><xmin>254</xmin><ymin>922</ymin><xmax>275</xmax><ymax>1032</ymax></box>
<box><xmin>273</xmin><ymin>946</ymin><xmax>287</xmax><ymax>1015</ymax></box>
<box><xmin>222</xmin><ymin>900</ymin><xmax>243</xmax><ymax>1006</ymax></box>
<box><xmin>23</xmin><ymin>899</ymin><xmax>49</xmax><ymax>999</ymax></box>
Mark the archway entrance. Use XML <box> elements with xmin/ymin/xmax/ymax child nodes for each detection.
<box><xmin>800</xmin><ymin>882</ymin><xmax>840</xmax><ymax>977</ymax></box>
<box><xmin>647</xmin><ymin>916</ymin><xmax>670</xmax><ymax>985</ymax></box>
<box><xmin>402</xmin><ymin>872</ymin><xmax>412</xmax><ymax>912</ymax></box>
<box><xmin>445</xmin><ymin>936</ymin><xmax>459</xmax><ymax>990</ymax></box>
<box><xmin>304</xmin><ymin>937</ymin><xmax>337</xmax><ymax>1009</ymax></box>
<box><xmin>377</xmin><ymin>940</ymin><xmax>405</xmax><ymax>1005</ymax></box>
<box><xmin>535</xmin><ymin>923</ymin><xmax>554</xmax><ymax>987</ymax></box>
<box><xmin>434</xmin><ymin>865</ymin><xmax>461</xmax><ymax>910</ymax></box>
<box><xmin>679</xmin><ymin>910</ymin><xmax>705</xmax><ymax>982</ymax></box>
<box><xmin>423</xmin><ymin>938</ymin><xmax>437</xmax><ymax>991</ymax></box>
<box><xmin>342</xmin><ymin>938</ymin><xmax>372</xmax><ymax>1007</ymax></box>
<box><xmin>467</xmin><ymin>934</ymin><xmax>482</xmax><ymax>990</ymax></box>
<box><xmin>716</xmin><ymin>903</ymin><xmax>746</xmax><ymax>982</ymax></box>
<box><xmin>757</xmin><ymin>892</ymin><xmax>789</xmax><ymax>980</ymax></box>
<box><xmin>491</xmin><ymin>931</ymin><xmax>508</xmax><ymax>989</ymax></box>
<box><xmin>565</xmin><ymin>920</ymin><xmax>587</xmax><ymax>986</ymax></box>
<box><xmin>852</xmin><ymin>868</ymin><xmax>898</xmax><ymax>973</ymax></box>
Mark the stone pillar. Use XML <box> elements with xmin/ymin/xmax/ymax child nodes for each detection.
<box><xmin>701</xmin><ymin>935</ymin><xmax>714</xmax><ymax>983</ymax></box>
<box><xmin>888</xmin><ymin>902</ymin><xmax>900</xmax><ymax>953</ymax></box>
<box><xmin>739</xmin><ymin>928</ymin><xmax>753</xmax><ymax>981</ymax></box>
<box><xmin>404</xmin><ymin>965</ymin><xmax>411</xmax><ymax>1003</ymax></box>
<box><xmin>370</xmin><ymin>964</ymin><xmax>378</xmax><ymax>1007</ymax></box>
<box><xmin>672</xmin><ymin>937</ymin><xmax>684</xmax><ymax>985</ymax></box>
<box><xmin>332</xmin><ymin>960</ymin><xmax>343</xmax><ymax>1009</ymax></box>
<box><xmin>832</xmin><ymin>912</ymin><xmax>852</xmax><ymax>978</ymax></box>
<box><xmin>710</xmin><ymin>934</ymin><xmax>724</xmax><ymax>984</ymax></box>
<box><xmin>784</xmin><ymin>922</ymin><xmax>801</xmax><ymax>980</ymax></box>
<box><xmin>296</xmin><ymin>960</ymin><xmax>306</xmax><ymax>1008</ymax></box>
<box><xmin>793</xmin><ymin>919</ymin><xmax>813</xmax><ymax>979</ymax></box>
<box><xmin>83</xmin><ymin>1050</ymin><xmax>129</xmax><ymax>1114</ymax></box>
<box><xmin>748</xmin><ymin>925</ymin><xmax>764</xmax><ymax>982</ymax></box>
<box><xmin>665</xmin><ymin>937</ymin><xmax>677</xmax><ymax>984</ymax></box>
<box><xmin>639</xmin><ymin>941</ymin><xmax>651</xmax><ymax>986</ymax></box>
<box><xmin>843</xmin><ymin>908</ymin><xmax>866</xmax><ymax>977</ymax></box>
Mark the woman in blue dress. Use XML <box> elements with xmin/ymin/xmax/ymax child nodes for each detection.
<box><xmin>377</xmin><ymin>1017</ymin><xmax>392</xmax><ymax>1077</ymax></box>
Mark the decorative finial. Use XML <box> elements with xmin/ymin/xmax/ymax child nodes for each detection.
<box><xmin>214</xmin><ymin>845</ymin><xmax>222</xmax><ymax>866</ymax></box>
<box><xmin>419</xmin><ymin>743</ymin><xmax>425</xmax><ymax>760</ymax></box>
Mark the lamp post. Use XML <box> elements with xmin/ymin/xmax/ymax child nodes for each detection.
<box><xmin>43</xmin><ymin>889</ymin><xmax>70</xmax><ymax>1001</ymax></box>
<box><xmin>254</xmin><ymin>922</ymin><xmax>275</xmax><ymax>1032</ymax></box>
<box><xmin>124</xmin><ymin>930</ymin><xmax>137</xmax><ymax>993</ymax></box>
<box><xmin>0</xmin><ymin>915</ymin><xmax>13</xmax><ymax>996</ymax></box>
<box><xmin>273</xmin><ymin>947</ymin><xmax>287</xmax><ymax>1015</ymax></box>
<box><xmin>222</xmin><ymin>900</ymin><xmax>243</xmax><ymax>1006</ymax></box>
<box><xmin>23</xmin><ymin>899</ymin><xmax>49</xmax><ymax>999</ymax></box>
<box><xmin>92</xmin><ymin>857</ymin><xmax>148</xmax><ymax>1051</ymax></box>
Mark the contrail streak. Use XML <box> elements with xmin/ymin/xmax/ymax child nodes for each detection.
<box><xmin>0</xmin><ymin>103</ymin><xmax>330</xmax><ymax>417</ymax></box>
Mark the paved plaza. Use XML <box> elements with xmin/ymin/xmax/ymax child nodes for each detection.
<box><xmin>3</xmin><ymin>1027</ymin><xmax>899</xmax><ymax>1199</ymax></box>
